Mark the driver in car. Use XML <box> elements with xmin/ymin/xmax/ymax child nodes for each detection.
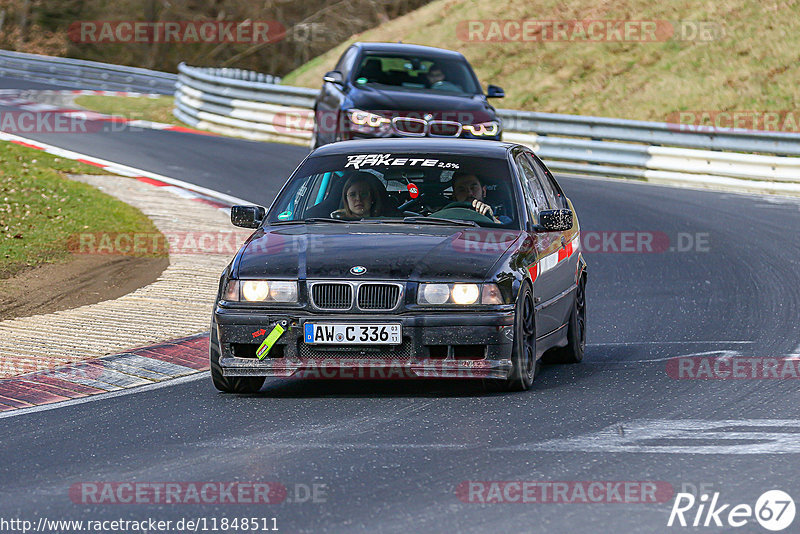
<box><xmin>451</xmin><ymin>172</ymin><xmax>509</xmax><ymax>223</ymax></box>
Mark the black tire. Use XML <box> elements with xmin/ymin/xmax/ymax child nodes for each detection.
<box><xmin>547</xmin><ymin>275</ymin><xmax>586</xmax><ymax>364</ymax></box>
<box><xmin>210</xmin><ymin>322</ymin><xmax>265</xmax><ymax>394</ymax></box>
<box><xmin>504</xmin><ymin>283</ymin><xmax>538</xmax><ymax>391</ymax></box>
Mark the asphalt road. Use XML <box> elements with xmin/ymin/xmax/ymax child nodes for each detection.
<box><xmin>2</xmin><ymin>75</ymin><xmax>800</xmax><ymax>533</ymax></box>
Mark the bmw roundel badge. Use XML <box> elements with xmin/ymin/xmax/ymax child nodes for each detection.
<box><xmin>350</xmin><ymin>265</ymin><xmax>367</xmax><ymax>275</ymax></box>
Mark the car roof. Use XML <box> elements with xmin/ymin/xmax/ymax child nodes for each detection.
<box><xmin>309</xmin><ymin>138</ymin><xmax>518</xmax><ymax>159</ymax></box>
<box><xmin>353</xmin><ymin>42</ymin><xmax>467</xmax><ymax>60</ymax></box>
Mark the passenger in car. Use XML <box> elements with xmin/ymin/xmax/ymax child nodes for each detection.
<box><xmin>332</xmin><ymin>172</ymin><xmax>395</xmax><ymax>220</ymax></box>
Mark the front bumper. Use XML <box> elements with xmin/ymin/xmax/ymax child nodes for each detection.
<box><xmin>213</xmin><ymin>307</ymin><xmax>515</xmax><ymax>380</ymax></box>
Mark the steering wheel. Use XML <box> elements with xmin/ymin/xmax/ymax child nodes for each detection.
<box><xmin>441</xmin><ymin>201</ymin><xmax>479</xmax><ymax>210</ymax></box>
<box><xmin>429</xmin><ymin>201</ymin><xmax>496</xmax><ymax>224</ymax></box>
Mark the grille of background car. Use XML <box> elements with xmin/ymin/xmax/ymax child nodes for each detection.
<box><xmin>390</xmin><ymin>117</ymin><xmax>462</xmax><ymax>137</ymax></box>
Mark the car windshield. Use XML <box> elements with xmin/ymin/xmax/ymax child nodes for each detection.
<box><xmin>352</xmin><ymin>54</ymin><xmax>481</xmax><ymax>95</ymax></box>
<box><xmin>267</xmin><ymin>152</ymin><xmax>520</xmax><ymax>229</ymax></box>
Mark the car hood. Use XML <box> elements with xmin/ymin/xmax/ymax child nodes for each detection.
<box><xmin>349</xmin><ymin>87</ymin><xmax>496</xmax><ymax>120</ymax></box>
<box><xmin>235</xmin><ymin>224</ymin><xmax>522</xmax><ymax>281</ymax></box>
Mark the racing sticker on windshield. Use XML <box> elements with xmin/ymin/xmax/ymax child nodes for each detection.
<box><xmin>345</xmin><ymin>154</ymin><xmax>459</xmax><ymax>170</ymax></box>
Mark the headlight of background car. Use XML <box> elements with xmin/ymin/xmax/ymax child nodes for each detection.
<box><xmin>463</xmin><ymin>121</ymin><xmax>500</xmax><ymax>136</ymax></box>
<box><xmin>418</xmin><ymin>283</ymin><xmax>504</xmax><ymax>305</ymax></box>
<box><xmin>222</xmin><ymin>280</ymin><xmax>298</xmax><ymax>303</ymax></box>
<box><xmin>347</xmin><ymin>109</ymin><xmax>391</xmax><ymax>129</ymax></box>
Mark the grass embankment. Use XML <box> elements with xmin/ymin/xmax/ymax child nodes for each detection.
<box><xmin>0</xmin><ymin>142</ymin><xmax>161</xmax><ymax>278</ymax></box>
<box><xmin>74</xmin><ymin>95</ymin><xmax>183</xmax><ymax>126</ymax></box>
<box><xmin>283</xmin><ymin>0</ymin><xmax>800</xmax><ymax>122</ymax></box>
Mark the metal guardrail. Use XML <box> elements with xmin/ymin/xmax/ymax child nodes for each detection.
<box><xmin>3</xmin><ymin>52</ymin><xmax>797</xmax><ymax>191</ymax></box>
<box><xmin>174</xmin><ymin>63</ymin><xmax>800</xmax><ymax>190</ymax></box>
<box><xmin>0</xmin><ymin>50</ymin><xmax>177</xmax><ymax>94</ymax></box>
<box><xmin>497</xmin><ymin>109</ymin><xmax>800</xmax><ymax>157</ymax></box>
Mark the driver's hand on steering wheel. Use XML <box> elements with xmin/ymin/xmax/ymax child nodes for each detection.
<box><xmin>471</xmin><ymin>199</ymin><xmax>500</xmax><ymax>222</ymax></box>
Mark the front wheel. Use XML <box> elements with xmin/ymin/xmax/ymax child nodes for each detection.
<box><xmin>210</xmin><ymin>321</ymin><xmax>265</xmax><ymax>393</ymax></box>
<box><xmin>504</xmin><ymin>283</ymin><xmax>537</xmax><ymax>391</ymax></box>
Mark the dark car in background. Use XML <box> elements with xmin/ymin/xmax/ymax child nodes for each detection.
<box><xmin>310</xmin><ymin>42</ymin><xmax>505</xmax><ymax>148</ymax></box>
<box><xmin>211</xmin><ymin>139</ymin><xmax>586</xmax><ymax>394</ymax></box>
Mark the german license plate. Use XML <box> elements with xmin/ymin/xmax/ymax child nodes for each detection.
<box><xmin>304</xmin><ymin>323</ymin><xmax>402</xmax><ymax>345</ymax></box>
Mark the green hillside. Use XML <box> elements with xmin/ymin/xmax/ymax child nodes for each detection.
<box><xmin>284</xmin><ymin>0</ymin><xmax>800</xmax><ymax>122</ymax></box>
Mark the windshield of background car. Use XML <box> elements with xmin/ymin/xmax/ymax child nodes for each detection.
<box><xmin>267</xmin><ymin>153</ymin><xmax>521</xmax><ymax>229</ymax></box>
<box><xmin>352</xmin><ymin>54</ymin><xmax>481</xmax><ymax>95</ymax></box>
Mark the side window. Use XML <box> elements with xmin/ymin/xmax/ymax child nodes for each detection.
<box><xmin>527</xmin><ymin>153</ymin><xmax>567</xmax><ymax>209</ymax></box>
<box><xmin>336</xmin><ymin>47</ymin><xmax>359</xmax><ymax>79</ymax></box>
<box><xmin>514</xmin><ymin>153</ymin><xmax>548</xmax><ymax>221</ymax></box>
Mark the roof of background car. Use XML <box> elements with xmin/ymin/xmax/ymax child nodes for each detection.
<box><xmin>310</xmin><ymin>138</ymin><xmax>517</xmax><ymax>159</ymax></box>
<box><xmin>353</xmin><ymin>42</ymin><xmax>467</xmax><ymax>60</ymax></box>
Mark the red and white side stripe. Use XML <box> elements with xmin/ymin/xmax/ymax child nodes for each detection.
<box><xmin>528</xmin><ymin>234</ymin><xmax>580</xmax><ymax>283</ymax></box>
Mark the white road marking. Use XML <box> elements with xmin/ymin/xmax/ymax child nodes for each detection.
<box><xmin>588</xmin><ymin>349</ymin><xmax>742</xmax><ymax>364</ymax></box>
<box><xmin>0</xmin><ymin>130</ymin><xmax>251</xmax><ymax>206</ymax></box>
<box><xmin>0</xmin><ymin>372</ymin><xmax>208</xmax><ymax>420</ymax></box>
<box><xmin>588</xmin><ymin>341</ymin><xmax>753</xmax><ymax>346</ymax></box>
<box><xmin>499</xmin><ymin>419</ymin><xmax>800</xmax><ymax>454</ymax></box>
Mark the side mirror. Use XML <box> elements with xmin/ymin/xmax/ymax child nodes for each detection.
<box><xmin>487</xmin><ymin>84</ymin><xmax>505</xmax><ymax>98</ymax></box>
<box><xmin>323</xmin><ymin>70</ymin><xmax>344</xmax><ymax>85</ymax></box>
<box><xmin>231</xmin><ymin>205</ymin><xmax>265</xmax><ymax>228</ymax></box>
<box><xmin>538</xmin><ymin>209</ymin><xmax>573</xmax><ymax>232</ymax></box>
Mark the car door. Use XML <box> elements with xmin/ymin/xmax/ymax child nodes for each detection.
<box><xmin>316</xmin><ymin>46</ymin><xmax>358</xmax><ymax>144</ymax></box>
<box><xmin>526</xmin><ymin>151</ymin><xmax>580</xmax><ymax>329</ymax></box>
<box><xmin>512</xmin><ymin>149</ymin><xmax>561</xmax><ymax>338</ymax></box>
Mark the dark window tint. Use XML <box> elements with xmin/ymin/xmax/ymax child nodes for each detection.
<box><xmin>527</xmin><ymin>153</ymin><xmax>567</xmax><ymax>209</ymax></box>
<box><xmin>514</xmin><ymin>153</ymin><xmax>547</xmax><ymax>221</ymax></box>
<box><xmin>335</xmin><ymin>47</ymin><xmax>359</xmax><ymax>78</ymax></box>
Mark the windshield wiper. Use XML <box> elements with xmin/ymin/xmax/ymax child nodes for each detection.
<box><xmin>268</xmin><ymin>217</ymin><xmax>352</xmax><ymax>225</ymax></box>
<box><xmin>400</xmin><ymin>216</ymin><xmax>479</xmax><ymax>227</ymax></box>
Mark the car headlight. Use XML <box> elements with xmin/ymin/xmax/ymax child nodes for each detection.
<box><xmin>223</xmin><ymin>280</ymin><xmax>298</xmax><ymax>303</ymax></box>
<box><xmin>347</xmin><ymin>109</ymin><xmax>391</xmax><ymax>128</ymax></box>
<box><xmin>418</xmin><ymin>283</ymin><xmax>503</xmax><ymax>305</ymax></box>
<box><xmin>463</xmin><ymin>121</ymin><xmax>500</xmax><ymax>136</ymax></box>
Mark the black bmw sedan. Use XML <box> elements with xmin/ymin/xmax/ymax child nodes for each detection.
<box><xmin>311</xmin><ymin>42</ymin><xmax>505</xmax><ymax>147</ymax></box>
<box><xmin>211</xmin><ymin>139</ymin><xmax>586</xmax><ymax>393</ymax></box>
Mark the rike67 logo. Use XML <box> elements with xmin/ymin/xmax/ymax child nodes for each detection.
<box><xmin>668</xmin><ymin>490</ymin><xmax>795</xmax><ymax>531</ymax></box>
